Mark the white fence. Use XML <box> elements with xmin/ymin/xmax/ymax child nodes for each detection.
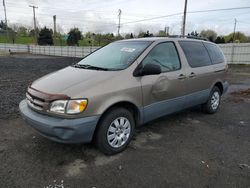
<box><xmin>0</xmin><ymin>43</ymin><xmax>99</xmax><ymax>58</ymax></box>
<box><xmin>0</xmin><ymin>43</ymin><xmax>29</xmax><ymax>53</ymax></box>
<box><xmin>29</xmin><ymin>45</ymin><xmax>99</xmax><ymax>57</ymax></box>
<box><xmin>218</xmin><ymin>43</ymin><xmax>250</xmax><ymax>64</ymax></box>
<box><xmin>0</xmin><ymin>43</ymin><xmax>250</xmax><ymax>64</ymax></box>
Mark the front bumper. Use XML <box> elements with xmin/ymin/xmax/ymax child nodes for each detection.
<box><xmin>19</xmin><ymin>100</ymin><xmax>100</xmax><ymax>144</ymax></box>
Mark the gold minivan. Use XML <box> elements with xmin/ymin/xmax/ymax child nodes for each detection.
<box><xmin>19</xmin><ymin>37</ymin><xmax>228</xmax><ymax>155</ymax></box>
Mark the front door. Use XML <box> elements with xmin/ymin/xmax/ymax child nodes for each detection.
<box><xmin>139</xmin><ymin>42</ymin><xmax>187</xmax><ymax>123</ymax></box>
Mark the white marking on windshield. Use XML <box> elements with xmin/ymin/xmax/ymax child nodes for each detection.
<box><xmin>121</xmin><ymin>47</ymin><xmax>136</xmax><ymax>52</ymax></box>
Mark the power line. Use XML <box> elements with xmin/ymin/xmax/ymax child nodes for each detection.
<box><xmin>188</xmin><ymin>6</ymin><xmax>250</xmax><ymax>14</ymax></box>
<box><xmin>121</xmin><ymin>12</ymin><xmax>183</xmax><ymax>25</ymax></box>
<box><xmin>121</xmin><ymin>6</ymin><xmax>250</xmax><ymax>25</ymax></box>
<box><xmin>238</xmin><ymin>21</ymin><xmax>250</xmax><ymax>25</ymax></box>
<box><xmin>4</xmin><ymin>0</ymin><xmax>128</xmax><ymax>13</ymax></box>
<box><xmin>2</xmin><ymin>4</ymin><xmax>250</xmax><ymax>35</ymax></box>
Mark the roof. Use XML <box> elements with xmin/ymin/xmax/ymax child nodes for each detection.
<box><xmin>121</xmin><ymin>36</ymin><xmax>210</xmax><ymax>43</ymax></box>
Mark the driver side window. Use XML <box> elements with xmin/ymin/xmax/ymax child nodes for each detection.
<box><xmin>142</xmin><ymin>42</ymin><xmax>181</xmax><ymax>72</ymax></box>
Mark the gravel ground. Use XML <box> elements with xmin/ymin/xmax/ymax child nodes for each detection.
<box><xmin>0</xmin><ymin>54</ymin><xmax>81</xmax><ymax>119</ymax></box>
<box><xmin>0</xmin><ymin>55</ymin><xmax>250</xmax><ymax>188</ymax></box>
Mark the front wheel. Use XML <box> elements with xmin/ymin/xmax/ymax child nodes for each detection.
<box><xmin>95</xmin><ymin>107</ymin><xmax>135</xmax><ymax>155</ymax></box>
<box><xmin>202</xmin><ymin>86</ymin><xmax>221</xmax><ymax>114</ymax></box>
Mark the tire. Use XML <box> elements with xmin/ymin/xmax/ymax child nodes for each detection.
<box><xmin>95</xmin><ymin>107</ymin><xmax>135</xmax><ymax>155</ymax></box>
<box><xmin>202</xmin><ymin>86</ymin><xmax>221</xmax><ymax>114</ymax></box>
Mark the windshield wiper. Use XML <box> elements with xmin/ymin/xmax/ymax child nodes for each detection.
<box><xmin>71</xmin><ymin>64</ymin><xmax>109</xmax><ymax>71</ymax></box>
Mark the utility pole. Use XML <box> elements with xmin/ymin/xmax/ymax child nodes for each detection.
<box><xmin>232</xmin><ymin>18</ymin><xmax>237</xmax><ymax>43</ymax></box>
<box><xmin>53</xmin><ymin>15</ymin><xmax>57</xmax><ymax>43</ymax></box>
<box><xmin>117</xmin><ymin>9</ymin><xmax>122</xmax><ymax>36</ymax></box>
<box><xmin>3</xmin><ymin>0</ymin><xmax>7</xmax><ymax>28</ymax></box>
<box><xmin>29</xmin><ymin>5</ymin><xmax>38</xmax><ymax>44</ymax></box>
<box><xmin>182</xmin><ymin>0</ymin><xmax>188</xmax><ymax>36</ymax></box>
<box><xmin>3</xmin><ymin>0</ymin><xmax>8</xmax><ymax>41</ymax></box>
<box><xmin>166</xmin><ymin>26</ymin><xmax>169</xmax><ymax>36</ymax></box>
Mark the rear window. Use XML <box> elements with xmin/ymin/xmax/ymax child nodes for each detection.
<box><xmin>179</xmin><ymin>41</ymin><xmax>212</xmax><ymax>68</ymax></box>
<box><xmin>204</xmin><ymin>43</ymin><xmax>225</xmax><ymax>64</ymax></box>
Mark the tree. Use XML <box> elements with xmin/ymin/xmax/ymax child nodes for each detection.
<box><xmin>10</xmin><ymin>30</ymin><xmax>16</xmax><ymax>43</ymax></box>
<box><xmin>0</xmin><ymin>20</ymin><xmax>7</xmax><ymax>30</ymax></box>
<box><xmin>125</xmin><ymin>33</ymin><xmax>134</xmax><ymax>39</ymax></box>
<box><xmin>115</xmin><ymin>35</ymin><xmax>123</xmax><ymax>41</ymax></box>
<box><xmin>93</xmin><ymin>33</ymin><xmax>102</xmax><ymax>46</ymax></box>
<box><xmin>17</xmin><ymin>26</ymin><xmax>28</xmax><ymax>37</ymax></box>
<box><xmin>224</xmin><ymin>32</ymin><xmax>248</xmax><ymax>43</ymax></box>
<box><xmin>200</xmin><ymin>29</ymin><xmax>217</xmax><ymax>42</ymax></box>
<box><xmin>138</xmin><ymin>31</ymin><xmax>146</xmax><ymax>38</ymax></box>
<box><xmin>38</xmin><ymin>27</ymin><xmax>53</xmax><ymax>45</ymax></box>
<box><xmin>101</xmin><ymin>33</ymin><xmax>115</xmax><ymax>45</ymax></box>
<box><xmin>188</xmin><ymin>31</ymin><xmax>199</xmax><ymax>37</ymax></box>
<box><xmin>247</xmin><ymin>36</ymin><xmax>250</xmax><ymax>43</ymax></box>
<box><xmin>29</xmin><ymin>28</ymin><xmax>39</xmax><ymax>37</ymax></box>
<box><xmin>85</xmin><ymin>31</ymin><xmax>93</xmax><ymax>39</ymax></box>
<box><xmin>156</xmin><ymin>30</ymin><xmax>167</xmax><ymax>37</ymax></box>
<box><xmin>138</xmin><ymin>30</ymin><xmax>153</xmax><ymax>38</ymax></box>
<box><xmin>215</xmin><ymin>36</ymin><xmax>225</xmax><ymax>44</ymax></box>
<box><xmin>67</xmin><ymin>28</ymin><xmax>82</xmax><ymax>46</ymax></box>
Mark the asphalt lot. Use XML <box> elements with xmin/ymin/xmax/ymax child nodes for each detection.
<box><xmin>0</xmin><ymin>54</ymin><xmax>250</xmax><ymax>188</ymax></box>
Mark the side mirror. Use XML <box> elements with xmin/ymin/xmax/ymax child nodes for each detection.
<box><xmin>133</xmin><ymin>63</ymin><xmax>161</xmax><ymax>77</ymax></box>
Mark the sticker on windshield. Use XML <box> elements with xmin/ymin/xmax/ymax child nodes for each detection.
<box><xmin>121</xmin><ymin>47</ymin><xmax>136</xmax><ymax>52</ymax></box>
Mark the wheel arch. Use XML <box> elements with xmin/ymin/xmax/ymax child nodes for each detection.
<box><xmin>214</xmin><ymin>81</ymin><xmax>224</xmax><ymax>94</ymax></box>
<box><xmin>93</xmin><ymin>101</ymin><xmax>142</xmax><ymax>141</ymax></box>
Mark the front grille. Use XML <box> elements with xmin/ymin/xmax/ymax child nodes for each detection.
<box><xmin>26</xmin><ymin>92</ymin><xmax>45</xmax><ymax>111</ymax></box>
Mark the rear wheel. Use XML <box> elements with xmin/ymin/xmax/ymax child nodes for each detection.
<box><xmin>202</xmin><ymin>86</ymin><xmax>221</xmax><ymax>114</ymax></box>
<box><xmin>95</xmin><ymin>107</ymin><xmax>135</xmax><ymax>155</ymax></box>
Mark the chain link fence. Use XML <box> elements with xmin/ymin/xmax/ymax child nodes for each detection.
<box><xmin>0</xmin><ymin>43</ymin><xmax>250</xmax><ymax>64</ymax></box>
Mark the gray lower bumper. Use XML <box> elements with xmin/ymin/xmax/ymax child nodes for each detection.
<box><xmin>19</xmin><ymin>100</ymin><xmax>100</xmax><ymax>144</ymax></box>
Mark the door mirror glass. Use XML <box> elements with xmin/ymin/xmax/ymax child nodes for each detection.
<box><xmin>134</xmin><ymin>63</ymin><xmax>161</xmax><ymax>76</ymax></box>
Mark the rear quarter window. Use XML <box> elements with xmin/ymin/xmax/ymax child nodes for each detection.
<box><xmin>179</xmin><ymin>41</ymin><xmax>212</xmax><ymax>68</ymax></box>
<box><xmin>203</xmin><ymin>43</ymin><xmax>225</xmax><ymax>64</ymax></box>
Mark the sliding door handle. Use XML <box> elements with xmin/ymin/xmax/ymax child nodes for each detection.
<box><xmin>189</xmin><ymin>72</ymin><xmax>196</xmax><ymax>78</ymax></box>
<box><xmin>178</xmin><ymin>74</ymin><xmax>186</xmax><ymax>80</ymax></box>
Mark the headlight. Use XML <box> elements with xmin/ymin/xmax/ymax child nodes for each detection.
<box><xmin>49</xmin><ymin>99</ymin><xmax>88</xmax><ymax>114</ymax></box>
<box><xmin>50</xmin><ymin>100</ymin><xmax>67</xmax><ymax>114</ymax></box>
<box><xmin>67</xmin><ymin>100</ymin><xmax>88</xmax><ymax>114</ymax></box>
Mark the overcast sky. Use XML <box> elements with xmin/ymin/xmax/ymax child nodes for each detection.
<box><xmin>0</xmin><ymin>0</ymin><xmax>250</xmax><ymax>36</ymax></box>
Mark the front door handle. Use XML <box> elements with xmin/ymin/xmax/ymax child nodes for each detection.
<box><xmin>178</xmin><ymin>74</ymin><xmax>186</xmax><ymax>80</ymax></box>
<box><xmin>189</xmin><ymin>72</ymin><xmax>196</xmax><ymax>78</ymax></box>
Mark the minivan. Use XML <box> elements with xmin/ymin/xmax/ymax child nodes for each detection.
<box><xmin>19</xmin><ymin>37</ymin><xmax>228</xmax><ymax>155</ymax></box>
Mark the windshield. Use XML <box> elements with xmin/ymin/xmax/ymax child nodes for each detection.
<box><xmin>77</xmin><ymin>41</ymin><xmax>151</xmax><ymax>70</ymax></box>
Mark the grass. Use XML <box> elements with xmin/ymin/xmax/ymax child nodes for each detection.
<box><xmin>0</xmin><ymin>36</ymin><xmax>35</xmax><ymax>44</ymax></box>
<box><xmin>0</xmin><ymin>36</ymin><xmax>103</xmax><ymax>46</ymax></box>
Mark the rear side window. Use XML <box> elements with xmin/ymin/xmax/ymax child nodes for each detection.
<box><xmin>204</xmin><ymin>43</ymin><xmax>225</xmax><ymax>64</ymax></box>
<box><xmin>179</xmin><ymin>41</ymin><xmax>211</xmax><ymax>68</ymax></box>
<box><xmin>142</xmin><ymin>42</ymin><xmax>181</xmax><ymax>72</ymax></box>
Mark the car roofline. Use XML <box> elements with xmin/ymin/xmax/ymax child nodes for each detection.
<box><xmin>119</xmin><ymin>37</ymin><xmax>215</xmax><ymax>44</ymax></box>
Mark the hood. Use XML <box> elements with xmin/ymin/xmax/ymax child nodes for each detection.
<box><xmin>31</xmin><ymin>66</ymin><xmax>117</xmax><ymax>97</ymax></box>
